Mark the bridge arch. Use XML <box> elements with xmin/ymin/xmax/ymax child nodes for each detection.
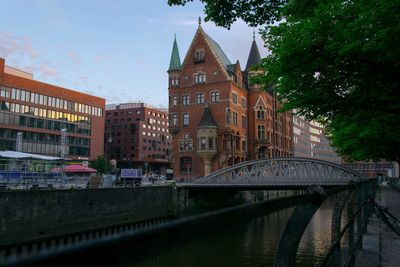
<box><xmin>193</xmin><ymin>157</ymin><xmax>366</xmax><ymax>186</ymax></box>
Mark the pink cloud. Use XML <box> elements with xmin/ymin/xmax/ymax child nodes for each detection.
<box><xmin>68</xmin><ymin>51</ymin><xmax>81</xmax><ymax>65</ymax></box>
<box><xmin>40</xmin><ymin>66</ymin><xmax>58</xmax><ymax>77</ymax></box>
<box><xmin>0</xmin><ymin>32</ymin><xmax>40</xmax><ymax>59</ymax></box>
<box><xmin>94</xmin><ymin>55</ymin><xmax>109</xmax><ymax>63</ymax></box>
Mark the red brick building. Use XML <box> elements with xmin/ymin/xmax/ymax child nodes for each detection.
<box><xmin>0</xmin><ymin>58</ymin><xmax>105</xmax><ymax>160</ymax></box>
<box><xmin>105</xmin><ymin>103</ymin><xmax>172</xmax><ymax>175</ymax></box>
<box><xmin>168</xmin><ymin>23</ymin><xmax>293</xmax><ymax>179</ymax></box>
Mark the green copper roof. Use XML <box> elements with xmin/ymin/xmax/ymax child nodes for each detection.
<box><xmin>168</xmin><ymin>35</ymin><xmax>182</xmax><ymax>71</ymax></box>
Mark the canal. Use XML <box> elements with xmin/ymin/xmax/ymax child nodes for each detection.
<box><xmin>26</xmin><ymin>196</ymin><xmax>348</xmax><ymax>267</ymax></box>
<box><xmin>87</xmin><ymin>196</ymin><xmax>344</xmax><ymax>266</ymax></box>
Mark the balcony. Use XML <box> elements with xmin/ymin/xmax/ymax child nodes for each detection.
<box><xmin>255</xmin><ymin>138</ymin><xmax>270</xmax><ymax>145</ymax></box>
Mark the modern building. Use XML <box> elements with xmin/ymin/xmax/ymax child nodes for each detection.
<box><xmin>342</xmin><ymin>161</ymin><xmax>399</xmax><ymax>178</ymax></box>
<box><xmin>292</xmin><ymin>115</ymin><xmax>341</xmax><ymax>164</ymax></box>
<box><xmin>105</xmin><ymin>102</ymin><xmax>172</xmax><ymax>175</ymax></box>
<box><xmin>167</xmin><ymin>21</ymin><xmax>293</xmax><ymax>179</ymax></box>
<box><xmin>0</xmin><ymin>57</ymin><xmax>105</xmax><ymax>160</ymax></box>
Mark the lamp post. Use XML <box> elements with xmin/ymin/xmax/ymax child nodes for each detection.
<box><xmin>60</xmin><ymin>129</ymin><xmax>67</xmax><ymax>188</ymax></box>
<box><xmin>16</xmin><ymin>132</ymin><xmax>23</xmax><ymax>152</ymax></box>
<box><xmin>104</xmin><ymin>134</ymin><xmax>113</xmax><ymax>174</ymax></box>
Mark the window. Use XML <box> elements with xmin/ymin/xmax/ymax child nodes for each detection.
<box><xmin>194</xmin><ymin>73</ymin><xmax>206</xmax><ymax>84</ymax></box>
<box><xmin>211</xmin><ymin>91</ymin><xmax>219</xmax><ymax>103</ymax></box>
<box><xmin>241</xmin><ymin>97</ymin><xmax>247</xmax><ymax>109</ymax></box>
<box><xmin>257</xmin><ymin>125</ymin><xmax>266</xmax><ymax>139</ymax></box>
<box><xmin>257</xmin><ymin>106</ymin><xmax>265</xmax><ymax>120</ymax></box>
<box><xmin>172</xmin><ymin>96</ymin><xmax>178</xmax><ymax>106</ymax></box>
<box><xmin>180</xmin><ymin>157</ymin><xmax>192</xmax><ymax>173</ymax></box>
<box><xmin>200</xmin><ymin>137</ymin><xmax>207</xmax><ymax>150</ymax></box>
<box><xmin>172</xmin><ymin>114</ymin><xmax>178</xmax><ymax>126</ymax></box>
<box><xmin>196</xmin><ymin>93</ymin><xmax>204</xmax><ymax>104</ymax></box>
<box><xmin>242</xmin><ymin>115</ymin><xmax>247</xmax><ymax>128</ymax></box>
<box><xmin>179</xmin><ymin>134</ymin><xmax>193</xmax><ymax>151</ymax></box>
<box><xmin>183</xmin><ymin>113</ymin><xmax>189</xmax><ymax>126</ymax></box>
<box><xmin>233</xmin><ymin>111</ymin><xmax>238</xmax><ymax>125</ymax></box>
<box><xmin>226</xmin><ymin>108</ymin><xmax>231</xmax><ymax>125</ymax></box>
<box><xmin>232</xmin><ymin>92</ymin><xmax>238</xmax><ymax>104</ymax></box>
<box><xmin>194</xmin><ymin>49</ymin><xmax>205</xmax><ymax>63</ymax></box>
<box><xmin>171</xmin><ymin>77</ymin><xmax>179</xmax><ymax>86</ymax></box>
<box><xmin>182</xmin><ymin>95</ymin><xmax>190</xmax><ymax>106</ymax></box>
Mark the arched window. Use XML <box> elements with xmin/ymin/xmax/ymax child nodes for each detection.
<box><xmin>180</xmin><ymin>157</ymin><xmax>192</xmax><ymax>173</ymax></box>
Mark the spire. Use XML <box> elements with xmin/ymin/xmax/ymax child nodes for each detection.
<box><xmin>168</xmin><ymin>35</ymin><xmax>182</xmax><ymax>71</ymax></box>
<box><xmin>198</xmin><ymin>17</ymin><xmax>201</xmax><ymax>26</ymax></box>
<box><xmin>245</xmin><ymin>32</ymin><xmax>261</xmax><ymax>71</ymax></box>
<box><xmin>198</xmin><ymin>104</ymin><xmax>218</xmax><ymax>128</ymax></box>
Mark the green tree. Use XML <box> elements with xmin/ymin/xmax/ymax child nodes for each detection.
<box><xmin>169</xmin><ymin>0</ymin><xmax>400</xmax><ymax>163</ymax></box>
<box><xmin>89</xmin><ymin>154</ymin><xmax>111</xmax><ymax>174</ymax></box>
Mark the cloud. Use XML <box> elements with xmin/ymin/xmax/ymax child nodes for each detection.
<box><xmin>40</xmin><ymin>66</ymin><xmax>58</xmax><ymax>77</ymax></box>
<box><xmin>0</xmin><ymin>32</ymin><xmax>40</xmax><ymax>59</ymax></box>
<box><xmin>68</xmin><ymin>51</ymin><xmax>81</xmax><ymax>65</ymax></box>
<box><xmin>94</xmin><ymin>55</ymin><xmax>109</xmax><ymax>63</ymax></box>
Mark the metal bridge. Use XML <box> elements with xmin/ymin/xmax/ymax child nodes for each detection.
<box><xmin>184</xmin><ymin>157</ymin><xmax>367</xmax><ymax>189</ymax></box>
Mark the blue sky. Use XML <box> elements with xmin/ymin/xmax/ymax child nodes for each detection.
<box><xmin>0</xmin><ymin>0</ymin><xmax>267</xmax><ymax>107</ymax></box>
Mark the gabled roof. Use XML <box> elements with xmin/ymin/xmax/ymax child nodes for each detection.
<box><xmin>168</xmin><ymin>35</ymin><xmax>182</xmax><ymax>71</ymax></box>
<box><xmin>198</xmin><ymin>105</ymin><xmax>218</xmax><ymax>128</ymax></box>
<box><xmin>245</xmin><ymin>37</ymin><xmax>261</xmax><ymax>71</ymax></box>
<box><xmin>204</xmin><ymin>33</ymin><xmax>232</xmax><ymax>69</ymax></box>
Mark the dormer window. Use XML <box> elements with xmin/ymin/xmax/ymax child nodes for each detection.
<box><xmin>257</xmin><ymin>105</ymin><xmax>265</xmax><ymax>120</ymax></box>
<box><xmin>194</xmin><ymin>49</ymin><xmax>205</xmax><ymax>63</ymax></box>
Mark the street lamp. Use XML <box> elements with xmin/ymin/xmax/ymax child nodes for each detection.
<box><xmin>104</xmin><ymin>133</ymin><xmax>113</xmax><ymax>174</ymax></box>
<box><xmin>60</xmin><ymin>129</ymin><xmax>67</xmax><ymax>188</ymax></box>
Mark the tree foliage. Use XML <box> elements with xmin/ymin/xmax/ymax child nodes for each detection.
<box><xmin>89</xmin><ymin>154</ymin><xmax>111</xmax><ymax>174</ymax></box>
<box><xmin>169</xmin><ymin>0</ymin><xmax>400</xmax><ymax>163</ymax></box>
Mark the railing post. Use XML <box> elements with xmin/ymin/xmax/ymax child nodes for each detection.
<box><xmin>274</xmin><ymin>186</ymin><xmax>326</xmax><ymax>267</ymax></box>
<box><xmin>356</xmin><ymin>184</ymin><xmax>364</xmax><ymax>249</ymax></box>
<box><xmin>331</xmin><ymin>188</ymin><xmax>352</xmax><ymax>266</ymax></box>
<box><xmin>346</xmin><ymin>187</ymin><xmax>357</xmax><ymax>267</ymax></box>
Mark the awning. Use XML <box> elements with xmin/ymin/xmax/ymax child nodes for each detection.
<box><xmin>51</xmin><ymin>164</ymin><xmax>97</xmax><ymax>173</ymax></box>
<box><xmin>0</xmin><ymin>150</ymin><xmax>63</xmax><ymax>160</ymax></box>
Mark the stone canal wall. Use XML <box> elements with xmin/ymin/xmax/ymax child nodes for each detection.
<box><xmin>0</xmin><ymin>186</ymin><xmax>175</xmax><ymax>247</ymax></box>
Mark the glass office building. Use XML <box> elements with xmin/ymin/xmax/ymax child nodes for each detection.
<box><xmin>0</xmin><ymin>58</ymin><xmax>105</xmax><ymax>160</ymax></box>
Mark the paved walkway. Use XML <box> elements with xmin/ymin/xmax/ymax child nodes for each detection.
<box><xmin>356</xmin><ymin>183</ymin><xmax>400</xmax><ymax>266</ymax></box>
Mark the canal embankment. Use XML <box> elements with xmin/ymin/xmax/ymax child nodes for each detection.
<box><xmin>0</xmin><ymin>185</ymin><xmax>175</xmax><ymax>247</ymax></box>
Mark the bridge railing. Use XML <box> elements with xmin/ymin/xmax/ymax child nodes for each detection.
<box><xmin>194</xmin><ymin>157</ymin><xmax>366</xmax><ymax>186</ymax></box>
<box><xmin>274</xmin><ymin>179</ymin><xmax>377</xmax><ymax>267</ymax></box>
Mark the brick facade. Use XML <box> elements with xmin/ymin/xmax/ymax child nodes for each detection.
<box><xmin>105</xmin><ymin>103</ymin><xmax>172</xmax><ymax>175</ymax></box>
<box><xmin>168</xmin><ymin>25</ymin><xmax>293</xmax><ymax>180</ymax></box>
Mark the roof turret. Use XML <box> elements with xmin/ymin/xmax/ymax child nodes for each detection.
<box><xmin>245</xmin><ymin>31</ymin><xmax>261</xmax><ymax>71</ymax></box>
<box><xmin>168</xmin><ymin>35</ymin><xmax>182</xmax><ymax>71</ymax></box>
<box><xmin>198</xmin><ymin>104</ymin><xmax>218</xmax><ymax>128</ymax></box>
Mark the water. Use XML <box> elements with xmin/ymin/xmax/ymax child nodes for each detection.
<box><xmin>103</xmin><ymin>197</ymin><xmax>337</xmax><ymax>267</ymax></box>
<box><xmin>33</xmin><ymin>197</ymin><xmax>338</xmax><ymax>267</ymax></box>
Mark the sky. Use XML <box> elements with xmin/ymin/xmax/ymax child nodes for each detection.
<box><xmin>0</xmin><ymin>0</ymin><xmax>267</xmax><ymax>108</ymax></box>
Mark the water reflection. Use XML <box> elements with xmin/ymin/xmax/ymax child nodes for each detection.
<box><xmin>107</xmin><ymin>197</ymin><xmax>336</xmax><ymax>267</ymax></box>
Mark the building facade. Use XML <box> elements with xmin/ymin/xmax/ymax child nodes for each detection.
<box><xmin>105</xmin><ymin>103</ymin><xmax>172</xmax><ymax>175</ymax></box>
<box><xmin>0</xmin><ymin>58</ymin><xmax>105</xmax><ymax>160</ymax></box>
<box><xmin>292</xmin><ymin>115</ymin><xmax>341</xmax><ymax>164</ymax></box>
<box><xmin>168</xmin><ymin>23</ymin><xmax>293</xmax><ymax>179</ymax></box>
